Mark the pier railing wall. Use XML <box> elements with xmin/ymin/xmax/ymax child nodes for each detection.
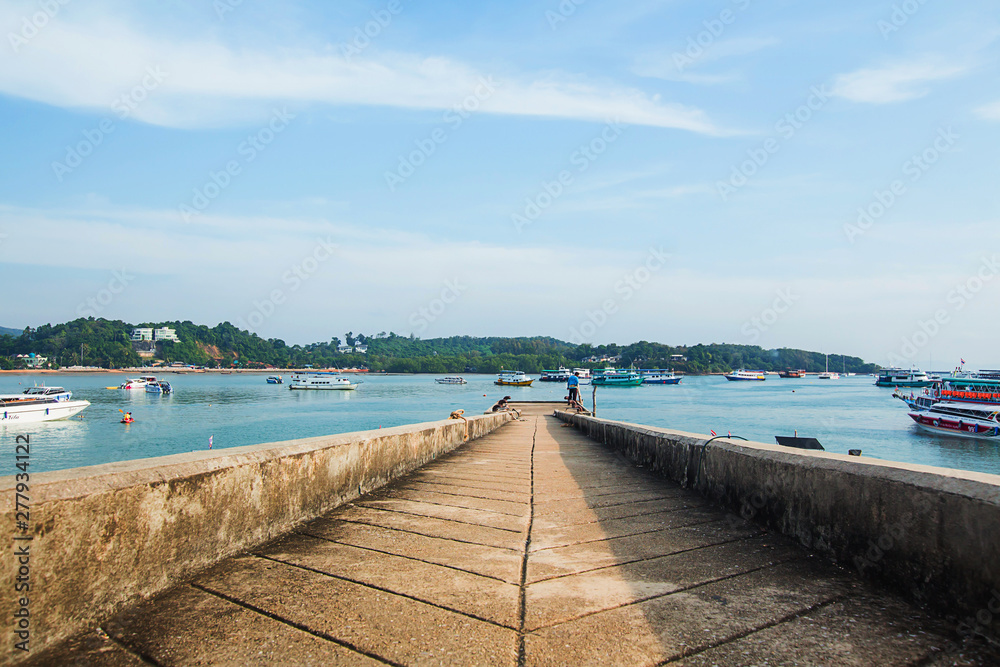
<box><xmin>0</xmin><ymin>412</ymin><xmax>513</xmax><ymax>662</ymax></box>
<box><xmin>554</xmin><ymin>410</ymin><xmax>1000</xmax><ymax>622</ymax></box>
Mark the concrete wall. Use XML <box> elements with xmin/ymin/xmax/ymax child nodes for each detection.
<box><xmin>0</xmin><ymin>412</ymin><xmax>512</xmax><ymax>662</ymax></box>
<box><xmin>555</xmin><ymin>410</ymin><xmax>1000</xmax><ymax>623</ymax></box>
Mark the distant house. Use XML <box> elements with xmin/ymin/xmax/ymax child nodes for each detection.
<box><xmin>131</xmin><ymin>328</ymin><xmax>154</xmax><ymax>342</ymax></box>
<box><xmin>354</xmin><ymin>345</ymin><xmax>368</xmax><ymax>354</ymax></box>
<box><xmin>337</xmin><ymin>344</ymin><xmax>352</xmax><ymax>354</ymax></box>
<box><xmin>670</xmin><ymin>354</ymin><xmax>688</xmax><ymax>362</ymax></box>
<box><xmin>18</xmin><ymin>353</ymin><xmax>47</xmax><ymax>368</ymax></box>
<box><xmin>154</xmin><ymin>327</ymin><xmax>180</xmax><ymax>342</ymax></box>
<box><xmin>337</xmin><ymin>344</ymin><xmax>368</xmax><ymax>354</ymax></box>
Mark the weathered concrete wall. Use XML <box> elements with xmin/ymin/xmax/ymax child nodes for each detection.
<box><xmin>0</xmin><ymin>412</ymin><xmax>512</xmax><ymax>662</ymax></box>
<box><xmin>555</xmin><ymin>410</ymin><xmax>1000</xmax><ymax>623</ymax></box>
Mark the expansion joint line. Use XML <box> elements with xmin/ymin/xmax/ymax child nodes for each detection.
<box><xmin>516</xmin><ymin>416</ymin><xmax>538</xmax><ymax>667</ymax></box>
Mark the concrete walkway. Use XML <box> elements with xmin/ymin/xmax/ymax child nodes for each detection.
<box><xmin>30</xmin><ymin>404</ymin><xmax>997</xmax><ymax>666</ymax></box>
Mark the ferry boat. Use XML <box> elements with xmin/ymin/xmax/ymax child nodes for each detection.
<box><xmin>875</xmin><ymin>368</ymin><xmax>935</xmax><ymax>387</ymax></box>
<box><xmin>435</xmin><ymin>377</ymin><xmax>467</xmax><ymax>385</ymax></box>
<box><xmin>724</xmin><ymin>370</ymin><xmax>766</xmax><ymax>382</ymax></box>
<box><xmin>539</xmin><ymin>367</ymin><xmax>573</xmax><ymax>382</ymax></box>
<box><xmin>592</xmin><ymin>369</ymin><xmax>643</xmax><ymax>386</ymax></box>
<box><xmin>266</xmin><ymin>375</ymin><xmax>283</xmax><ymax>384</ymax></box>
<box><xmin>0</xmin><ymin>387</ymin><xmax>90</xmax><ymax>423</ymax></box>
<box><xmin>779</xmin><ymin>370</ymin><xmax>806</xmax><ymax>378</ymax></box>
<box><xmin>571</xmin><ymin>368</ymin><xmax>592</xmax><ymax>384</ymax></box>
<box><xmin>145</xmin><ymin>381</ymin><xmax>173</xmax><ymax>394</ymax></box>
<box><xmin>908</xmin><ymin>402</ymin><xmax>1000</xmax><ymax>439</ymax></box>
<box><xmin>288</xmin><ymin>373</ymin><xmax>359</xmax><ymax>390</ymax></box>
<box><xmin>640</xmin><ymin>369</ymin><xmax>681</xmax><ymax>385</ymax></box>
<box><xmin>119</xmin><ymin>376</ymin><xmax>158</xmax><ymax>390</ymax></box>
<box><xmin>496</xmin><ymin>371</ymin><xmax>533</xmax><ymax>386</ymax></box>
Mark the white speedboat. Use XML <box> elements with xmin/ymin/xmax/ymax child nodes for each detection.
<box><xmin>908</xmin><ymin>402</ymin><xmax>1000</xmax><ymax>439</ymax></box>
<box><xmin>435</xmin><ymin>377</ymin><xmax>467</xmax><ymax>385</ymax></box>
<box><xmin>496</xmin><ymin>371</ymin><xmax>533</xmax><ymax>386</ymax></box>
<box><xmin>119</xmin><ymin>376</ymin><xmax>158</xmax><ymax>390</ymax></box>
<box><xmin>145</xmin><ymin>381</ymin><xmax>172</xmax><ymax>394</ymax></box>
<box><xmin>1</xmin><ymin>387</ymin><xmax>89</xmax><ymax>423</ymax></box>
<box><xmin>288</xmin><ymin>373</ymin><xmax>359</xmax><ymax>390</ymax></box>
<box><xmin>724</xmin><ymin>370</ymin><xmax>766</xmax><ymax>381</ymax></box>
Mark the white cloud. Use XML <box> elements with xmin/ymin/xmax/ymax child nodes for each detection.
<box><xmin>0</xmin><ymin>7</ymin><xmax>728</xmax><ymax>135</ymax></box>
<box><xmin>974</xmin><ymin>100</ymin><xmax>1000</xmax><ymax>121</ymax></box>
<box><xmin>633</xmin><ymin>37</ymin><xmax>778</xmax><ymax>85</ymax></box>
<box><xmin>830</xmin><ymin>60</ymin><xmax>968</xmax><ymax>104</ymax></box>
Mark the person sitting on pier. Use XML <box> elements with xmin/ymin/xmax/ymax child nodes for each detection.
<box><xmin>491</xmin><ymin>396</ymin><xmax>521</xmax><ymax>418</ymax></box>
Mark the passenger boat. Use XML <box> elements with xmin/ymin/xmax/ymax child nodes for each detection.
<box><xmin>119</xmin><ymin>376</ymin><xmax>158</xmax><ymax>390</ymax></box>
<box><xmin>779</xmin><ymin>370</ymin><xmax>806</xmax><ymax>378</ymax></box>
<box><xmin>908</xmin><ymin>402</ymin><xmax>1000</xmax><ymax>439</ymax></box>
<box><xmin>496</xmin><ymin>371</ymin><xmax>533</xmax><ymax>386</ymax></box>
<box><xmin>266</xmin><ymin>375</ymin><xmax>283</xmax><ymax>384</ymax></box>
<box><xmin>875</xmin><ymin>368</ymin><xmax>935</xmax><ymax>387</ymax></box>
<box><xmin>539</xmin><ymin>367</ymin><xmax>573</xmax><ymax>382</ymax></box>
<box><xmin>145</xmin><ymin>381</ymin><xmax>173</xmax><ymax>394</ymax></box>
<box><xmin>640</xmin><ymin>369</ymin><xmax>681</xmax><ymax>385</ymax></box>
<box><xmin>592</xmin><ymin>369</ymin><xmax>644</xmax><ymax>386</ymax></box>
<box><xmin>288</xmin><ymin>373</ymin><xmax>359</xmax><ymax>390</ymax></box>
<box><xmin>893</xmin><ymin>389</ymin><xmax>937</xmax><ymax>412</ymax></box>
<box><xmin>724</xmin><ymin>370</ymin><xmax>766</xmax><ymax>382</ymax></box>
<box><xmin>0</xmin><ymin>387</ymin><xmax>90</xmax><ymax>423</ymax></box>
<box><xmin>572</xmin><ymin>368</ymin><xmax>592</xmax><ymax>384</ymax></box>
<box><xmin>435</xmin><ymin>377</ymin><xmax>467</xmax><ymax>385</ymax></box>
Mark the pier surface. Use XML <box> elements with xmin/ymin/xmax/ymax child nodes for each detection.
<box><xmin>30</xmin><ymin>403</ymin><xmax>996</xmax><ymax>666</ymax></box>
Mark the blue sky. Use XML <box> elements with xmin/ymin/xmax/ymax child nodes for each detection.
<box><xmin>1</xmin><ymin>0</ymin><xmax>998</xmax><ymax>368</ymax></box>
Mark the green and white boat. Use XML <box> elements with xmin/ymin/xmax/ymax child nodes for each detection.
<box><xmin>592</xmin><ymin>369</ymin><xmax>644</xmax><ymax>386</ymax></box>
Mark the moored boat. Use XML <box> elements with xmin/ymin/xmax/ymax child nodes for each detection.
<box><xmin>288</xmin><ymin>373</ymin><xmax>359</xmax><ymax>390</ymax></box>
<box><xmin>119</xmin><ymin>376</ymin><xmax>158</xmax><ymax>390</ymax></box>
<box><xmin>640</xmin><ymin>369</ymin><xmax>681</xmax><ymax>385</ymax></box>
<box><xmin>592</xmin><ymin>369</ymin><xmax>643</xmax><ymax>386</ymax></box>
<box><xmin>496</xmin><ymin>371</ymin><xmax>533</xmax><ymax>386</ymax></box>
<box><xmin>571</xmin><ymin>368</ymin><xmax>592</xmax><ymax>384</ymax></box>
<box><xmin>724</xmin><ymin>370</ymin><xmax>766</xmax><ymax>382</ymax></box>
<box><xmin>145</xmin><ymin>381</ymin><xmax>172</xmax><ymax>394</ymax></box>
<box><xmin>266</xmin><ymin>375</ymin><xmax>283</xmax><ymax>384</ymax></box>
<box><xmin>908</xmin><ymin>402</ymin><xmax>1000</xmax><ymax>439</ymax></box>
<box><xmin>539</xmin><ymin>367</ymin><xmax>573</xmax><ymax>382</ymax></box>
<box><xmin>435</xmin><ymin>376</ymin><xmax>467</xmax><ymax>385</ymax></box>
<box><xmin>779</xmin><ymin>370</ymin><xmax>806</xmax><ymax>378</ymax></box>
<box><xmin>875</xmin><ymin>368</ymin><xmax>935</xmax><ymax>387</ymax></box>
<box><xmin>0</xmin><ymin>387</ymin><xmax>89</xmax><ymax>423</ymax></box>
<box><xmin>818</xmin><ymin>354</ymin><xmax>839</xmax><ymax>380</ymax></box>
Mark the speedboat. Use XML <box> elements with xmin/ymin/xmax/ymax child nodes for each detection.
<box><xmin>0</xmin><ymin>387</ymin><xmax>90</xmax><ymax>423</ymax></box>
<box><xmin>496</xmin><ymin>371</ymin><xmax>533</xmax><ymax>386</ymax></box>
<box><xmin>119</xmin><ymin>376</ymin><xmax>157</xmax><ymax>390</ymax></box>
<box><xmin>875</xmin><ymin>368</ymin><xmax>935</xmax><ymax>387</ymax></box>
<box><xmin>266</xmin><ymin>375</ymin><xmax>283</xmax><ymax>384</ymax></box>
<box><xmin>145</xmin><ymin>381</ymin><xmax>172</xmax><ymax>394</ymax></box>
<box><xmin>908</xmin><ymin>402</ymin><xmax>1000</xmax><ymax>439</ymax></box>
<box><xmin>539</xmin><ymin>367</ymin><xmax>573</xmax><ymax>382</ymax></box>
<box><xmin>640</xmin><ymin>369</ymin><xmax>681</xmax><ymax>385</ymax></box>
<box><xmin>592</xmin><ymin>369</ymin><xmax>644</xmax><ymax>386</ymax></box>
<box><xmin>724</xmin><ymin>370</ymin><xmax>766</xmax><ymax>382</ymax></box>
<box><xmin>435</xmin><ymin>377</ymin><xmax>467</xmax><ymax>385</ymax></box>
<box><xmin>288</xmin><ymin>373</ymin><xmax>359</xmax><ymax>390</ymax></box>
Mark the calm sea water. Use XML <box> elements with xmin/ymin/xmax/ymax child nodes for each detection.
<box><xmin>2</xmin><ymin>373</ymin><xmax>999</xmax><ymax>476</ymax></box>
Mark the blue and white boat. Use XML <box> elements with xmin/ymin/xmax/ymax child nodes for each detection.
<box><xmin>266</xmin><ymin>375</ymin><xmax>283</xmax><ymax>384</ymax></box>
<box><xmin>145</xmin><ymin>381</ymin><xmax>172</xmax><ymax>394</ymax></box>
<box><xmin>640</xmin><ymin>369</ymin><xmax>681</xmax><ymax>385</ymax></box>
<box><xmin>724</xmin><ymin>370</ymin><xmax>766</xmax><ymax>382</ymax></box>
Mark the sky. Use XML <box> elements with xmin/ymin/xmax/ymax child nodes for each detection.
<box><xmin>0</xmin><ymin>0</ymin><xmax>998</xmax><ymax>368</ymax></box>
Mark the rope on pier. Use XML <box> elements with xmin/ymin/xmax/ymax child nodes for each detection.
<box><xmin>450</xmin><ymin>409</ymin><xmax>469</xmax><ymax>442</ymax></box>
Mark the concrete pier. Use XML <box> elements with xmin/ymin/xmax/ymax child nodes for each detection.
<box><xmin>22</xmin><ymin>404</ymin><xmax>1000</xmax><ymax>665</ymax></box>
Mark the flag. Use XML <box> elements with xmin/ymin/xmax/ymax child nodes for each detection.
<box><xmin>961</xmin><ymin>358</ymin><xmax>966</xmax><ymax>365</ymax></box>
<box><xmin>209</xmin><ymin>435</ymin><xmax>213</xmax><ymax>449</ymax></box>
<box><xmin>710</xmin><ymin>430</ymin><xmax>717</xmax><ymax>437</ymax></box>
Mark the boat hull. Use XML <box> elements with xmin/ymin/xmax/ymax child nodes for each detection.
<box><xmin>592</xmin><ymin>378</ymin><xmax>643</xmax><ymax>386</ymax></box>
<box><xmin>289</xmin><ymin>384</ymin><xmax>357</xmax><ymax>390</ymax></box>
<box><xmin>1</xmin><ymin>400</ymin><xmax>90</xmax><ymax>423</ymax></box>
<box><xmin>643</xmin><ymin>378</ymin><xmax>681</xmax><ymax>385</ymax></box>
<box><xmin>496</xmin><ymin>380</ymin><xmax>533</xmax><ymax>386</ymax></box>
<box><xmin>909</xmin><ymin>413</ymin><xmax>1000</xmax><ymax>439</ymax></box>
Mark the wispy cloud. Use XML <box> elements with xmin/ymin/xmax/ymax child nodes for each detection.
<box><xmin>633</xmin><ymin>37</ymin><xmax>778</xmax><ymax>85</ymax></box>
<box><xmin>974</xmin><ymin>100</ymin><xmax>1000</xmax><ymax>121</ymax></box>
<box><xmin>830</xmin><ymin>59</ymin><xmax>968</xmax><ymax>104</ymax></box>
<box><xmin>0</xmin><ymin>7</ymin><xmax>729</xmax><ymax>135</ymax></box>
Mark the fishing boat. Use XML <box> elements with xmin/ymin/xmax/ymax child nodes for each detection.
<box><xmin>908</xmin><ymin>403</ymin><xmax>1000</xmax><ymax>439</ymax></box>
<box><xmin>118</xmin><ymin>376</ymin><xmax>158</xmax><ymax>390</ymax></box>
<box><xmin>539</xmin><ymin>367</ymin><xmax>573</xmax><ymax>382</ymax></box>
<box><xmin>288</xmin><ymin>373</ymin><xmax>359</xmax><ymax>390</ymax></box>
<box><xmin>640</xmin><ymin>369</ymin><xmax>681</xmax><ymax>385</ymax></box>
<box><xmin>0</xmin><ymin>387</ymin><xmax>90</xmax><ymax>423</ymax></box>
<box><xmin>145</xmin><ymin>381</ymin><xmax>172</xmax><ymax>394</ymax></box>
<box><xmin>592</xmin><ymin>369</ymin><xmax>644</xmax><ymax>386</ymax></box>
<box><xmin>875</xmin><ymin>368</ymin><xmax>934</xmax><ymax>387</ymax></box>
<box><xmin>266</xmin><ymin>375</ymin><xmax>283</xmax><ymax>384</ymax></box>
<box><xmin>724</xmin><ymin>370</ymin><xmax>766</xmax><ymax>382</ymax></box>
<box><xmin>435</xmin><ymin>377</ymin><xmax>467</xmax><ymax>385</ymax></box>
<box><xmin>779</xmin><ymin>370</ymin><xmax>806</xmax><ymax>378</ymax></box>
<box><xmin>496</xmin><ymin>371</ymin><xmax>533</xmax><ymax>386</ymax></box>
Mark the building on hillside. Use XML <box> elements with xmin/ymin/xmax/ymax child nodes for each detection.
<box><xmin>354</xmin><ymin>345</ymin><xmax>368</xmax><ymax>354</ymax></box>
<box><xmin>153</xmin><ymin>327</ymin><xmax>180</xmax><ymax>342</ymax></box>
<box><xmin>131</xmin><ymin>328</ymin><xmax>154</xmax><ymax>342</ymax></box>
<box><xmin>18</xmin><ymin>353</ymin><xmax>48</xmax><ymax>368</ymax></box>
<box><xmin>670</xmin><ymin>354</ymin><xmax>688</xmax><ymax>362</ymax></box>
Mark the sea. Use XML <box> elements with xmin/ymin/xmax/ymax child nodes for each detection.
<box><xmin>2</xmin><ymin>372</ymin><xmax>999</xmax><ymax>476</ymax></box>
